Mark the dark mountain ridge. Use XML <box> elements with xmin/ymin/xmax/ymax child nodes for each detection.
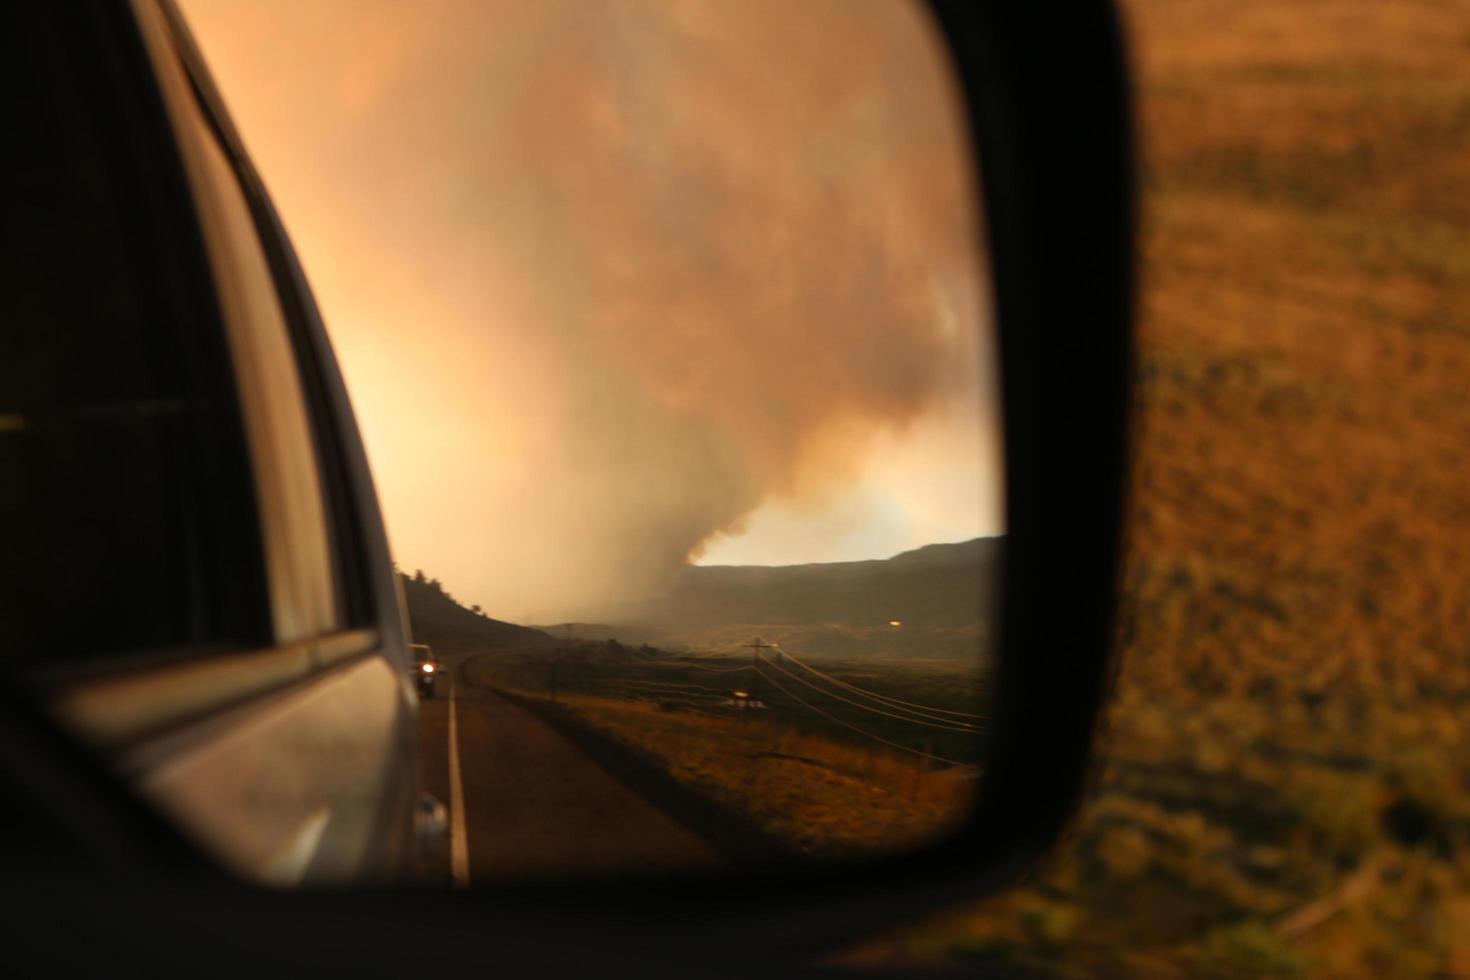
<box><xmin>657</xmin><ymin>536</ymin><xmax>1002</xmax><ymax>629</ymax></box>
<box><xmin>398</xmin><ymin>573</ymin><xmax>554</xmax><ymax>653</ymax></box>
<box><xmin>405</xmin><ymin>537</ymin><xmax>1001</xmax><ymax>661</ymax></box>
<box><xmin>532</xmin><ymin>537</ymin><xmax>1003</xmax><ymax>661</ymax></box>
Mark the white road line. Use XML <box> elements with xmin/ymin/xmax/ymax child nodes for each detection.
<box><xmin>447</xmin><ymin>667</ymin><xmax>470</xmax><ymax>887</ymax></box>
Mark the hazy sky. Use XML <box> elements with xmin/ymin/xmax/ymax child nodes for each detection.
<box><xmin>179</xmin><ymin>0</ymin><xmax>1002</xmax><ymax>622</ymax></box>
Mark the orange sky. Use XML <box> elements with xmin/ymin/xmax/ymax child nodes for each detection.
<box><xmin>179</xmin><ymin>0</ymin><xmax>1002</xmax><ymax>622</ymax></box>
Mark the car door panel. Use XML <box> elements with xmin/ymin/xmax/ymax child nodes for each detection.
<box><xmin>123</xmin><ymin>653</ymin><xmax>410</xmax><ymax>885</ymax></box>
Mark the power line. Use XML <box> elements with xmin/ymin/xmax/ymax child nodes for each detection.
<box><xmin>776</xmin><ymin>647</ymin><xmax>985</xmax><ymax>721</ymax></box>
<box><xmin>757</xmin><ymin>654</ymin><xmax>979</xmax><ymax>733</ymax></box>
<box><xmin>778</xmin><ymin>647</ymin><xmax>985</xmax><ymax>720</ymax></box>
<box><xmin>754</xmin><ymin>665</ymin><xmax>967</xmax><ymax>767</ymax></box>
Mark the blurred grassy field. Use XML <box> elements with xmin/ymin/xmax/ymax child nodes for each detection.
<box><xmin>840</xmin><ymin>1</ymin><xmax>1470</xmax><ymax>975</ymax></box>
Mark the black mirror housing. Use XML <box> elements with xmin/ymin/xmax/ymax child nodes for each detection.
<box><xmin>6</xmin><ymin>0</ymin><xmax>1135</xmax><ymax>973</ymax></box>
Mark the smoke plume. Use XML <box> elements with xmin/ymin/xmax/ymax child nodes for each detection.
<box><xmin>180</xmin><ymin>0</ymin><xmax>996</xmax><ymax>621</ymax></box>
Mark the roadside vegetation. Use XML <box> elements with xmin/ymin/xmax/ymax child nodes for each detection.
<box><xmin>839</xmin><ymin>0</ymin><xmax>1470</xmax><ymax>975</ymax></box>
<box><xmin>462</xmin><ymin>645</ymin><xmax>984</xmax><ymax>858</ymax></box>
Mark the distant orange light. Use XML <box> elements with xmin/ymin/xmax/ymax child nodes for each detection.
<box><xmin>889</xmin><ymin>620</ymin><xmax>902</xmax><ymax>627</ymax></box>
<box><xmin>732</xmin><ymin>690</ymin><xmax>749</xmax><ymax>698</ymax></box>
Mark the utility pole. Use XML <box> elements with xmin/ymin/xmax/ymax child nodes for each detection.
<box><xmin>742</xmin><ymin>637</ymin><xmax>775</xmax><ymax>723</ymax></box>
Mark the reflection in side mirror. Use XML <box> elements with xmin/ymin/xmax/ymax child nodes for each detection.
<box><xmin>431</xmin><ymin>543</ymin><xmax>1000</xmax><ymax>872</ymax></box>
<box><xmin>43</xmin><ymin>0</ymin><xmax>1006</xmax><ymax>886</ymax></box>
<box><xmin>345</xmin><ymin>0</ymin><xmax>1004</xmax><ymax>880</ymax></box>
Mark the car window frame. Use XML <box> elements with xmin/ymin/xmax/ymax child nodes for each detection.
<box><xmin>46</xmin><ymin>0</ymin><xmax>403</xmax><ymax>750</ymax></box>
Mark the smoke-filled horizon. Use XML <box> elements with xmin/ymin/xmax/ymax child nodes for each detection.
<box><xmin>180</xmin><ymin>0</ymin><xmax>1002</xmax><ymax>623</ymax></box>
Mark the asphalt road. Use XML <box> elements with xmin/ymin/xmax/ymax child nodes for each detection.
<box><xmin>416</xmin><ymin>656</ymin><xmax>722</xmax><ymax>883</ymax></box>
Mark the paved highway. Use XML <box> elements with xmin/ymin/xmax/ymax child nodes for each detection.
<box><xmin>416</xmin><ymin>654</ymin><xmax>722</xmax><ymax>883</ymax></box>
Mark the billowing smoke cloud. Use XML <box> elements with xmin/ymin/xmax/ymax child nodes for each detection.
<box><xmin>181</xmin><ymin>0</ymin><xmax>996</xmax><ymax>621</ymax></box>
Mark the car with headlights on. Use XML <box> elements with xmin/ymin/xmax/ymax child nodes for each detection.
<box><xmin>410</xmin><ymin>643</ymin><xmax>442</xmax><ymax>699</ymax></box>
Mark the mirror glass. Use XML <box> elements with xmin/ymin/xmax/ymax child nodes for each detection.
<box><xmin>180</xmin><ymin>0</ymin><xmax>1001</xmax><ymax>880</ymax></box>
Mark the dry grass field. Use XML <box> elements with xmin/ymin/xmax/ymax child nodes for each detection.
<box><xmin>839</xmin><ymin>1</ymin><xmax>1470</xmax><ymax>975</ymax></box>
<box><xmin>542</xmin><ymin>692</ymin><xmax>972</xmax><ymax>857</ymax></box>
<box><xmin>460</xmin><ymin>643</ymin><xmax>979</xmax><ymax>858</ymax></box>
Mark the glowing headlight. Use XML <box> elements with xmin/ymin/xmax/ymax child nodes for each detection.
<box><xmin>421</xmin><ymin>664</ymin><xmax>435</xmax><ymax>674</ymax></box>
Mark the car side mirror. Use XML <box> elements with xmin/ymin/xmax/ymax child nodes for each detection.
<box><xmin>2</xmin><ymin>0</ymin><xmax>1133</xmax><ymax>970</ymax></box>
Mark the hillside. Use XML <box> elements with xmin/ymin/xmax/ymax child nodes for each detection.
<box><xmin>398</xmin><ymin>572</ymin><xmax>553</xmax><ymax>653</ymax></box>
<box><xmin>663</xmin><ymin>537</ymin><xmax>1001</xmax><ymax>629</ymax></box>
<box><xmin>539</xmin><ymin>538</ymin><xmax>1001</xmax><ymax>661</ymax></box>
